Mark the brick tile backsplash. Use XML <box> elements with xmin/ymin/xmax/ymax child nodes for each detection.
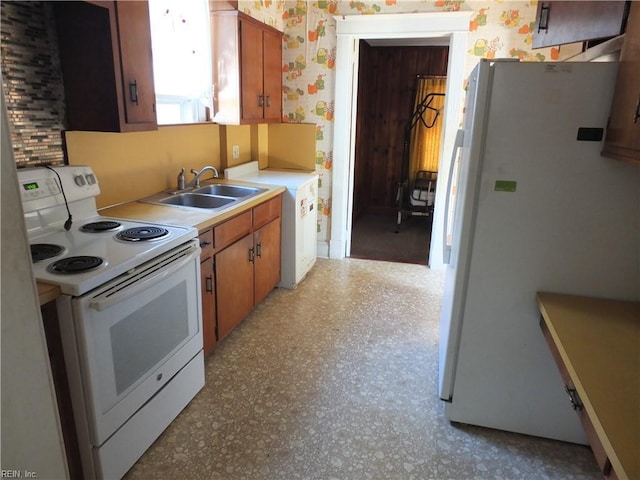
<box><xmin>1</xmin><ymin>1</ymin><xmax>66</xmax><ymax>167</ymax></box>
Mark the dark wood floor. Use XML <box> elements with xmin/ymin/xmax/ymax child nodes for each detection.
<box><xmin>350</xmin><ymin>212</ymin><xmax>432</xmax><ymax>265</ymax></box>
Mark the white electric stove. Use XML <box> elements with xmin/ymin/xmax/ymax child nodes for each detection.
<box><xmin>19</xmin><ymin>165</ymin><xmax>204</xmax><ymax>480</ymax></box>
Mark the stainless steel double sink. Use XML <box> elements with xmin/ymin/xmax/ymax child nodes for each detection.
<box><xmin>141</xmin><ymin>184</ymin><xmax>267</xmax><ymax>212</ymax></box>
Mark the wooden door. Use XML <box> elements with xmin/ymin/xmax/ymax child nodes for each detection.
<box><xmin>239</xmin><ymin>19</ymin><xmax>264</xmax><ymax>121</ymax></box>
<box><xmin>115</xmin><ymin>1</ymin><xmax>157</xmax><ymax>126</ymax></box>
<box><xmin>215</xmin><ymin>235</ymin><xmax>255</xmax><ymax>340</ymax></box>
<box><xmin>262</xmin><ymin>28</ymin><xmax>282</xmax><ymax>122</ymax></box>
<box><xmin>200</xmin><ymin>256</ymin><xmax>217</xmax><ymax>355</ymax></box>
<box><xmin>254</xmin><ymin>217</ymin><xmax>281</xmax><ymax>305</ymax></box>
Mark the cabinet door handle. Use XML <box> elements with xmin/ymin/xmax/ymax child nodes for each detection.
<box><xmin>258</xmin><ymin>95</ymin><xmax>264</xmax><ymax>108</ymax></box>
<box><xmin>249</xmin><ymin>247</ymin><xmax>255</xmax><ymax>263</ymax></box>
<box><xmin>634</xmin><ymin>92</ymin><xmax>639</xmax><ymax>124</ymax></box>
<box><xmin>129</xmin><ymin>81</ymin><xmax>139</xmax><ymax>105</ymax></box>
<box><xmin>200</xmin><ymin>240</ymin><xmax>211</xmax><ymax>248</ymax></box>
<box><xmin>256</xmin><ymin>242</ymin><xmax>262</xmax><ymax>257</ymax></box>
<box><xmin>564</xmin><ymin>385</ymin><xmax>583</xmax><ymax>411</ymax></box>
<box><xmin>538</xmin><ymin>3</ymin><xmax>550</xmax><ymax>32</ymax></box>
<box><xmin>205</xmin><ymin>275</ymin><xmax>213</xmax><ymax>293</ymax></box>
<box><xmin>266</xmin><ymin>95</ymin><xmax>271</xmax><ymax>107</ymax></box>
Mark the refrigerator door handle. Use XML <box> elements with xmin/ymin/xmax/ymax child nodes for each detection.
<box><xmin>442</xmin><ymin>129</ymin><xmax>465</xmax><ymax>264</ymax></box>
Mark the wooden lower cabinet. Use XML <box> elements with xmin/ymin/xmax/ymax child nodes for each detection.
<box><xmin>216</xmin><ymin>234</ymin><xmax>255</xmax><ymax>340</ymax></box>
<box><xmin>254</xmin><ymin>216</ymin><xmax>281</xmax><ymax>305</ymax></box>
<box><xmin>200</xmin><ymin>256</ymin><xmax>217</xmax><ymax>355</ymax></box>
<box><xmin>199</xmin><ymin>194</ymin><xmax>282</xmax><ymax>350</ymax></box>
<box><xmin>199</xmin><ymin>229</ymin><xmax>216</xmax><ymax>356</ymax></box>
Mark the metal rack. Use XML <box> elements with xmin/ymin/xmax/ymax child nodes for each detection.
<box><xmin>395</xmin><ymin>90</ymin><xmax>444</xmax><ymax>232</ymax></box>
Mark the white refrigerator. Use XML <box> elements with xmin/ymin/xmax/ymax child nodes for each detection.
<box><xmin>438</xmin><ymin>60</ymin><xmax>640</xmax><ymax>443</ymax></box>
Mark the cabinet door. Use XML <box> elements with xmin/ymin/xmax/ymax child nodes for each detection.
<box><xmin>254</xmin><ymin>217</ymin><xmax>281</xmax><ymax>305</ymax></box>
<box><xmin>533</xmin><ymin>1</ymin><xmax>627</xmax><ymax>48</ymax></box>
<box><xmin>54</xmin><ymin>1</ymin><xmax>120</xmax><ymax>131</ymax></box>
<box><xmin>114</xmin><ymin>1</ymin><xmax>157</xmax><ymax>126</ymax></box>
<box><xmin>602</xmin><ymin>3</ymin><xmax>640</xmax><ymax>163</ymax></box>
<box><xmin>262</xmin><ymin>28</ymin><xmax>282</xmax><ymax>122</ymax></box>
<box><xmin>216</xmin><ymin>234</ymin><xmax>255</xmax><ymax>340</ymax></box>
<box><xmin>240</xmin><ymin>19</ymin><xmax>264</xmax><ymax>121</ymax></box>
<box><xmin>200</xmin><ymin>256</ymin><xmax>217</xmax><ymax>355</ymax></box>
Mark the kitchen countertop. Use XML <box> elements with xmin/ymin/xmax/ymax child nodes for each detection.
<box><xmin>37</xmin><ymin>178</ymin><xmax>286</xmax><ymax>305</ymax></box>
<box><xmin>38</xmin><ymin>282</ymin><xmax>61</xmax><ymax>306</ymax></box>
<box><xmin>536</xmin><ymin>292</ymin><xmax>639</xmax><ymax>480</ymax></box>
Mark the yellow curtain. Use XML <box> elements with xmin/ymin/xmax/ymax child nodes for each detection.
<box><xmin>408</xmin><ymin>77</ymin><xmax>446</xmax><ymax>183</ymax></box>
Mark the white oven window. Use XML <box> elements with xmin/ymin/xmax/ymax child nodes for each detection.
<box><xmin>110</xmin><ymin>281</ymin><xmax>190</xmax><ymax>395</ymax></box>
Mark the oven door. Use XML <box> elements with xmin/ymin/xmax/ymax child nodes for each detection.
<box><xmin>71</xmin><ymin>240</ymin><xmax>202</xmax><ymax>446</ymax></box>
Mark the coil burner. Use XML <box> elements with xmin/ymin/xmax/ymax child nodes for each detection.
<box><xmin>116</xmin><ymin>226</ymin><xmax>170</xmax><ymax>242</ymax></box>
<box><xmin>48</xmin><ymin>256</ymin><xmax>105</xmax><ymax>274</ymax></box>
<box><xmin>80</xmin><ymin>221</ymin><xmax>122</xmax><ymax>233</ymax></box>
<box><xmin>31</xmin><ymin>243</ymin><xmax>65</xmax><ymax>263</ymax></box>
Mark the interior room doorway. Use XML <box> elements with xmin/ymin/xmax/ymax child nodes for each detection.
<box><xmin>330</xmin><ymin>12</ymin><xmax>471</xmax><ymax>267</ymax></box>
<box><xmin>349</xmin><ymin>41</ymin><xmax>448</xmax><ymax>265</ymax></box>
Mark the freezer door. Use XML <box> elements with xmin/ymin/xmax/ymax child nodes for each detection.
<box><xmin>438</xmin><ymin>61</ymin><xmax>493</xmax><ymax>401</ymax></box>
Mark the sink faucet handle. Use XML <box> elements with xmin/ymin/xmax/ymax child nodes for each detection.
<box><xmin>189</xmin><ymin>168</ymin><xmax>201</xmax><ymax>187</ymax></box>
<box><xmin>177</xmin><ymin>168</ymin><xmax>186</xmax><ymax>190</ymax></box>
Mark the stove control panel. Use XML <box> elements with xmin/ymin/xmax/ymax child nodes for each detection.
<box><xmin>20</xmin><ymin>176</ymin><xmax>60</xmax><ymax>202</ymax></box>
<box><xmin>17</xmin><ymin>165</ymin><xmax>101</xmax><ymax>213</ymax></box>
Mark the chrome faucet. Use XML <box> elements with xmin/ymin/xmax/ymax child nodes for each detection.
<box><xmin>189</xmin><ymin>166</ymin><xmax>219</xmax><ymax>188</ymax></box>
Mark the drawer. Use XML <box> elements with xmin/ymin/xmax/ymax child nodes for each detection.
<box><xmin>198</xmin><ymin>229</ymin><xmax>214</xmax><ymax>259</ymax></box>
<box><xmin>214</xmin><ymin>211</ymin><xmax>252</xmax><ymax>251</ymax></box>
<box><xmin>253</xmin><ymin>194</ymin><xmax>282</xmax><ymax>230</ymax></box>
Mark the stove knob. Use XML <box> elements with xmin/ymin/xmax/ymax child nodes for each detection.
<box><xmin>85</xmin><ymin>173</ymin><xmax>96</xmax><ymax>185</ymax></box>
<box><xmin>74</xmin><ymin>175</ymin><xmax>86</xmax><ymax>186</ymax></box>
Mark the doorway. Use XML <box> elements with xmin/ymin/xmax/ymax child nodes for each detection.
<box><xmin>349</xmin><ymin>41</ymin><xmax>448</xmax><ymax>265</ymax></box>
<box><xmin>330</xmin><ymin>12</ymin><xmax>471</xmax><ymax>268</ymax></box>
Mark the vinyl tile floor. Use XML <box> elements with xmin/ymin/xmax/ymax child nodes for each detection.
<box><xmin>124</xmin><ymin>258</ymin><xmax>600</xmax><ymax>480</ymax></box>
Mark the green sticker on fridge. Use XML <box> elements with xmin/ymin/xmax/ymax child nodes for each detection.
<box><xmin>494</xmin><ymin>180</ymin><xmax>517</xmax><ymax>192</ymax></box>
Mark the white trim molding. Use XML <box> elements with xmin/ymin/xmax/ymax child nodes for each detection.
<box><xmin>330</xmin><ymin>12</ymin><xmax>471</xmax><ymax>268</ymax></box>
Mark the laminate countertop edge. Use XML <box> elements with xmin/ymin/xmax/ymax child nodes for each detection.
<box><xmin>38</xmin><ymin>282</ymin><xmax>62</xmax><ymax>306</ymax></box>
<box><xmin>536</xmin><ymin>292</ymin><xmax>640</xmax><ymax>480</ymax></box>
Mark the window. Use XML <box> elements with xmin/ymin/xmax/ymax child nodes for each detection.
<box><xmin>148</xmin><ymin>0</ymin><xmax>212</xmax><ymax>124</ymax></box>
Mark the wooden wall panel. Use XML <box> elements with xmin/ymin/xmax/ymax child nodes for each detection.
<box><xmin>353</xmin><ymin>43</ymin><xmax>448</xmax><ymax>218</ymax></box>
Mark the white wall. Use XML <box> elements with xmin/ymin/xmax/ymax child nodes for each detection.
<box><xmin>1</xmin><ymin>89</ymin><xmax>68</xmax><ymax>478</ymax></box>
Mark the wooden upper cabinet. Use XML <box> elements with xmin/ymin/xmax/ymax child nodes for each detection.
<box><xmin>114</xmin><ymin>1</ymin><xmax>156</xmax><ymax>126</ymax></box>
<box><xmin>262</xmin><ymin>28</ymin><xmax>283</xmax><ymax>123</ymax></box>
<box><xmin>602</xmin><ymin>2</ymin><xmax>640</xmax><ymax>163</ymax></box>
<box><xmin>532</xmin><ymin>1</ymin><xmax>629</xmax><ymax>49</ymax></box>
<box><xmin>54</xmin><ymin>1</ymin><xmax>157</xmax><ymax>132</ymax></box>
<box><xmin>211</xmin><ymin>11</ymin><xmax>283</xmax><ymax>125</ymax></box>
<box><xmin>240</xmin><ymin>19</ymin><xmax>265</xmax><ymax>121</ymax></box>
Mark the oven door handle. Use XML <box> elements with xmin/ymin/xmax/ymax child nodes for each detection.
<box><xmin>89</xmin><ymin>247</ymin><xmax>199</xmax><ymax>312</ymax></box>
